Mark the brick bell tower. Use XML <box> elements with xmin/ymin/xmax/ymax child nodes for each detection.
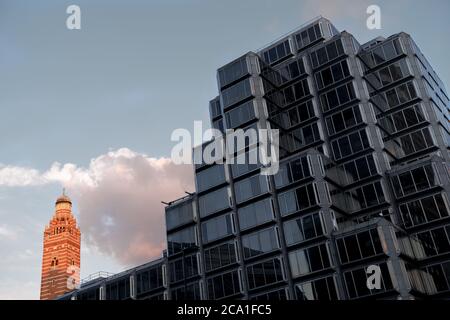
<box><xmin>40</xmin><ymin>190</ymin><xmax>81</xmax><ymax>300</ymax></box>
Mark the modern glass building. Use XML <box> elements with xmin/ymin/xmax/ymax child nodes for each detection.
<box><xmin>164</xmin><ymin>16</ymin><xmax>450</xmax><ymax>301</ymax></box>
<box><xmin>59</xmin><ymin>16</ymin><xmax>450</xmax><ymax>300</ymax></box>
<box><xmin>57</xmin><ymin>258</ymin><xmax>168</xmax><ymax>300</ymax></box>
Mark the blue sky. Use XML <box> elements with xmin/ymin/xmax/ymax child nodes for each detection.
<box><xmin>0</xmin><ymin>0</ymin><xmax>449</xmax><ymax>299</ymax></box>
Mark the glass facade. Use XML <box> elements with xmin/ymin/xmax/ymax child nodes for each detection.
<box><xmin>238</xmin><ymin>198</ymin><xmax>274</xmax><ymax>230</ymax></box>
<box><xmin>204</xmin><ymin>241</ymin><xmax>238</xmax><ymax>272</ymax></box>
<box><xmin>283</xmin><ymin>212</ymin><xmax>325</xmax><ymax>246</ymax></box>
<box><xmin>336</xmin><ymin>228</ymin><xmax>384</xmax><ymax>264</ymax></box>
<box><xmin>167</xmin><ymin>226</ymin><xmax>197</xmax><ymax>256</ymax></box>
<box><xmin>246</xmin><ymin>258</ymin><xmax>285</xmax><ymax>290</ymax></box>
<box><xmin>136</xmin><ymin>264</ymin><xmax>165</xmax><ymax>297</ymax></box>
<box><xmin>165</xmin><ymin>198</ymin><xmax>195</xmax><ymax>231</ymax></box>
<box><xmin>242</xmin><ymin>226</ymin><xmax>280</xmax><ymax>259</ymax></box>
<box><xmin>201</xmin><ymin>213</ymin><xmax>234</xmax><ymax>244</ymax></box>
<box><xmin>295</xmin><ymin>276</ymin><xmax>338</xmax><ymax>300</ymax></box>
<box><xmin>206</xmin><ymin>270</ymin><xmax>242</xmax><ymax>299</ymax></box>
<box><xmin>288</xmin><ymin>243</ymin><xmax>332</xmax><ymax>277</ymax></box>
<box><xmin>343</xmin><ymin>262</ymin><xmax>394</xmax><ymax>299</ymax></box>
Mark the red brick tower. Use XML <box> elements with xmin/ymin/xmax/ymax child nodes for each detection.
<box><xmin>40</xmin><ymin>191</ymin><xmax>81</xmax><ymax>300</ymax></box>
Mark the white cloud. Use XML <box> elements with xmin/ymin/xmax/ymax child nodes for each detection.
<box><xmin>0</xmin><ymin>280</ymin><xmax>39</xmax><ymax>300</ymax></box>
<box><xmin>0</xmin><ymin>224</ymin><xmax>20</xmax><ymax>240</ymax></box>
<box><xmin>0</xmin><ymin>165</ymin><xmax>43</xmax><ymax>187</ymax></box>
<box><xmin>0</xmin><ymin>148</ymin><xmax>194</xmax><ymax>266</ymax></box>
<box><xmin>2</xmin><ymin>248</ymin><xmax>35</xmax><ymax>263</ymax></box>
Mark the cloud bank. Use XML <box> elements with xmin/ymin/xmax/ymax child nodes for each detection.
<box><xmin>0</xmin><ymin>148</ymin><xmax>194</xmax><ymax>266</ymax></box>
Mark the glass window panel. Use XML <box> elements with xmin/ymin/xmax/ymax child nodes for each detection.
<box><xmin>383</xmin><ymin>41</ymin><xmax>397</xmax><ymax>60</ymax></box>
<box><xmin>428</xmin><ymin>265</ymin><xmax>449</xmax><ymax>292</ymax></box>
<box><xmin>222</xmin><ymin>79</ymin><xmax>252</xmax><ymax>109</ymax></box>
<box><xmin>355</xmin><ymin>157</ymin><xmax>370</xmax><ymax>179</ymax></box>
<box><xmin>423</xmin><ymin>128</ymin><xmax>434</xmax><ymax>146</ymax></box>
<box><xmin>331</xmin><ymin>64</ymin><xmax>344</xmax><ymax>82</ymax></box>
<box><xmin>342</xmin><ymin>107</ymin><xmax>356</xmax><ymax>127</ymax></box>
<box><xmin>290</xmin><ymin>250</ymin><xmax>306</xmax><ymax>277</ymax></box>
<box><xmin>337</xmin><ymin>85</ymin><xmax>350</xmax><ymax>104</ymax></box>
<box><xmin>326</xmin><ymin>42</ymin><xmax>338</xmax><ymax>60</ymax></box>
<box><xmin>238</xmin><ymin>198</ymin><xmax>274</xmax><ymax>230</ymax></box>
<box><xmin>308</xmin><ymin>27</ymin><xmax>316</xmax><ymax>43</ymax></box>
<box><xmin>296</xmin><ymin>282</ymin><xmax>315</xmax><ymax>300</ymax></box>
<box><xmin>349</xmin><ymin>132</ymin><xmax>363</xmax><ymax>152</ymax></box>
<box><xmin>400</xmin><ymin>134</ymin><xmax>415</xmax><ymax>155</ymax></box>
<box><xmin>422</xmin><ymin>196</ymin><xmax>440</xmax><ymax>222</ymax></box>
<box><xmin>337</xmin><ymin>239</ymin><xmax>348</xmax><ymax>263</ymax></box>
<box><xmin>372</xmin><ymin>47</ymin><xmax>385</xmax><ymax>64</ymax></box>
<box><xmin>404</xmin><ymin>107</ymin><xmax>419</xmax><ymax>126</ymax></box>
<box><xmin>202</xmin><ymin>214</ymin><xmax>233</xmax><ymax>243</ymax></box>
<box><xmin>379</xmin><ymin>67</ymin><xmax>392</xmax><ymax>86</ymax></box>
<box><xmin>357</xmin><ymin>231</ymin><xmax>375</xmax><ymax>258</ymax></box>
<box><xmin>278</xmin><ymin>190</ymin><xmax>298</xmax><ymax>216</ymax></box>
<box><xmin>393</xmin><ymin>111</ymin><xmax>407</xmax><ymax>131</ymax></box>
<box><xmin>345</xmin><ymin>235</ymin><xmax>361</xmax><ymax>261</ymax></box>
<box><xmin>199</xmin><ymin>187</ymin><xmax>230</xmax><ymax>217</ymax></box>
<box><xmin>344</xmin><ymin>272</ymin><xmax>357</xmax><ymax>298</ymax></box>
<box><xmin>196</xmin><ymin>165</ymin><xmax>226</xmax><ymax>192</ymax></box>
<box><xmin>435</xmin><ymin>194</ymin><xmax>448</xmax><ymax>216</ymax></box>
<box><xmin>389</xmin><ymin>63</ymin><xmax>403</xmax><ymax>81</ymax></box>
<box><xmin>332</xmin><ymin>112</ymin><xmax>345</xmax><ymax>133</ymax></box>
<box><xmin>412</xmin><ymin>167</ymin><xmax>431</xmax><ymax>191</ymax></box>
<box><xmin>339</xmin><ymin>136</ymin><xmax>352</xmax><ymax>156</ymax></box>
<box><xmin>386</xmin><ymin>89</ymin><xmax>400</xmax><ymax>107</ymax></box>
<box><xmin>235</xmin><ymin>174</ymin><xmax>269</xmax><ymax>203</ymax></box>
<box><xmin>289</xmin><ymin>108</ymin><xmax>300</xmax><ymax>126</ymax></box>
<box><xmin>353</xmin><ymin>268</ymin><xmax>370</xmax><ymax>297</ymax></box>
<box><xmin>299</xmin><ymin>215</ymin><xmax>314</xmax><ymax>238</ymax></box>
<box><xmin>431</xmin><ymin>228</ymin><xmax>450</xmax><ymax>254</ymax></box>
<box><xmin>411</xmin><ymin>131</ymin><xmax>426</xmax><ymax>151</ymax></box>
<box><xmin>396</xmin><ymin>84</ymin><xmax>410</xmax><ymax>104</ymax></box>
<box><xmin>345</xmin><ymin>161</ymin><xmax>358</xmax><ymax>183</ymax></box>
<box><xmin>327</xmin><ymin>90</ymin><xmax>339</xmax><ymax>109</ymax></box>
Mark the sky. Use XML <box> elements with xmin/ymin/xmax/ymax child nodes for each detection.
<box><xmin>0</xmin><ymin>0</ymin><xmax>449</xmax><ymax>299</ymax></box>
